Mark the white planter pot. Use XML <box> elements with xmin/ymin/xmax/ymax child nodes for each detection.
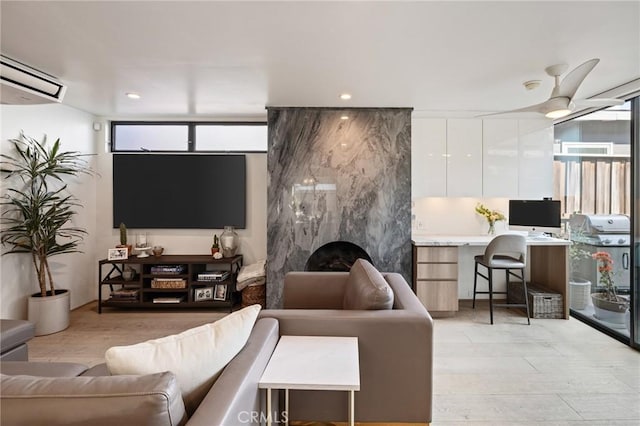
<box><xmin>28</xmin><ymin>289</ymin><xmax>70</xmax><ymax>336</ymax></box>
<box><xmin>591</xmin><ymin>293</ymin><xmax>627</xmax><ymax>325</ymax></box>
<box><xmin>569</xmin><ymin>278</ymin><xmax>591</xmax><ymax>310</ymax></box>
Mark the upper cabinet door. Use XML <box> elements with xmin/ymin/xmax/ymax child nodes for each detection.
<box><xmin>447</xmin><ymin>119</ymin><xmax>483</xmax><ymax>197</ymax></box>
<box><xmin>518</xmin><ymin>119</ymin><xmax>554</xmax><ymax>199</ymax></box>
<box><xmin>412</xmin><ymin>118</ymin><xmax>447</xmax><ymax>198</ymax></box>
<box><xmin>482</xmin><ymin>120</ymin><xmax>519</xmax><ymax>197</ymax></box>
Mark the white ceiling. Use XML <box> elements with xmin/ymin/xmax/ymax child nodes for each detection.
<box><xmin>1</xmin><ymin>1</ymin><xmax>639</xmax><ymax>119</ymax></box>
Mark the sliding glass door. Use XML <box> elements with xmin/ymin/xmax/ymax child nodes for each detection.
<box><xmin>632</xmin><ymin>96</ymin><xmax>639</xmax><ymax>349</ymax></box>
<box><xmin>555</xmin><ymin>97</ymin><xmax>637</xmax><ymax>346</ymax></box>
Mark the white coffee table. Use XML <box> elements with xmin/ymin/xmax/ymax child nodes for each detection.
<box><xmin>258</xmin><ymin>335</ymin><xmax>360</xmax><ymax>426</ymax></box>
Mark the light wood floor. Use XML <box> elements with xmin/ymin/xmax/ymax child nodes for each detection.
<box><xmin>27</xmin><ymin>301</ymin><xmax>640</xmax><ymax>425</ymax></box>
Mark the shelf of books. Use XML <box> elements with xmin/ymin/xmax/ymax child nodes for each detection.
<box><xmin>98</xmin><ymin>254</ymin><xmax>242</xmax><ymax>313</ymax></box>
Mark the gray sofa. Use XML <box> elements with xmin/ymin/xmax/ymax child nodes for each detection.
<box><xmin>1</xmin><ymin>268</ymin><xmax>432</xmax><ymax>425</ymax></box>
<box><xmin>259</xmin><ymin>271</ymin><xmax>434</xmax><ymax>424</ymax></box>
<box><xmin>0</xmin><ymin>320</ymin><xmax>35</xmax><ymax>361</ymax></box>
<box><xmin>0</xmin><ymin>318</ymin><xmax>279</xmax><ymax>426</ymax></box>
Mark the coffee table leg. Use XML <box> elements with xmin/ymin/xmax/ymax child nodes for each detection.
<box><xmin>266</xmin><ymin>388</ymin><xmax>272</xmax><ymax>426</ymax></box>
<box><xmin>285</xmin><ymin>389</ymin><xmax>289</xmax><ymax>426</ymax></box>
<box><xmin>348</xmin><ymin>390</ymin><xmax>354</xmax><ymax>426</ymax></box>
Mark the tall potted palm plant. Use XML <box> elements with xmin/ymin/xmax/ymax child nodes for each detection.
<box><xmin>1</xmin><ymin>133</ymin><xmax>93</xmax><ymax>335</ymax></box>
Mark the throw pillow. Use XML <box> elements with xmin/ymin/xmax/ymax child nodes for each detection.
<box><xmin>105</xmin><ymin>304</ymin><xmax>261</xmax><ymax>416</ymax></box>
<box><xmin>343</xmin><ymin>258</ymin><xmax>394</xmax><ymax>310</ymax></box>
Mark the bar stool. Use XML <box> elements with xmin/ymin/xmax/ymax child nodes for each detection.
<box><xmin>473</xmin><ymin>234</ymin><xmax>530</xmax><ymax>325</ymax></box>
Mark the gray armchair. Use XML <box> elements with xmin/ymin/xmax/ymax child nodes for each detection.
<box><xmin>259</xmin><ymin>271</ymin><xmax>433</xmax><ymax>424</ymax></box>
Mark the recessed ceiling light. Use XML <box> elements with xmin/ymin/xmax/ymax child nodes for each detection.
<box><xmin>126</xmin><ymin>92</ymin><xmax>141</xmax><ymax>99</ymax></box>
<box><xmin>340</xmin><ymin>115</ymin><xmax>349</xmax><ymax>120</ymax></box>
<box><xmin>340</xmin><ymin>93</ymin><xmax>352</xmax><ymax>100</ymax></box>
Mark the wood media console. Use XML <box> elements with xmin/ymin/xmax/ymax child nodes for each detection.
<box><xmin>98</xmin><ymin>254</ymin><xmax>243</xmax><ymax>313</ymax></box>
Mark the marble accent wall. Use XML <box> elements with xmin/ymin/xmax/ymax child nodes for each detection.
<box><xmin>267</xmin><ymin>107</ymin><xmax>412</xmax><ymax>308</ymax></box>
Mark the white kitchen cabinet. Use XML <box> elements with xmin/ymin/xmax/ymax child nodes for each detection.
<box><xmin>518</xmin><ymin>119</ymin><xmax>554</xmax><ymax>199</ymax></box>
<box><xmin>410</xmin><ymin>117</ymin><xmax>553</xmax><ymax>199</ymax></box>
<box><xmin>446</xmin><ymin>119</ymin><xmax>483</xmax><ymax>197</ymax></box>
<box><xmin>411</xmin><ymin>118</ymin><xmax>447</xmax><ymax>198</ymax></box>
<box><xmin>482</xmin><ymin>120</ymin><xmax>519</xmax><ymax>197</ymax></box>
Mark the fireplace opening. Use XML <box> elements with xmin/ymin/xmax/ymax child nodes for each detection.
<box><xmin>304</xmin><ymin>241</ymin><xmax>373</xmax><ymax>272</ymax></box>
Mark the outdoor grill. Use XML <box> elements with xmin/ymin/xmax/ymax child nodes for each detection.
<box><xmin>569</xmin><ymin>214</ymin><xmax>630</xmax><ymax>291</ymax></box>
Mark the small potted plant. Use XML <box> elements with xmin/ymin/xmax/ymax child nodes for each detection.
<box><xmin>211</xmin><ymin>234</ymin><xmax>220</xmax><ymax>256</ymax></box>
<box><xmin>590</xmin><ymin>251</ymin><xmax>628</xmax><ymax>324</ymax></box>
<box><xmin>116</xmin><ymin>222</ymin><xmax>132</xmax><ymax>256</ymax></box>
<box><xmin>567</xmin><ymin>225</ymin><xmax>592</xmax><ymax>310</ymax></box>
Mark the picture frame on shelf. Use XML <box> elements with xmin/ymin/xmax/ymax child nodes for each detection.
<box><xmin>214</xmin><ymin>284</ymin><xmax>227</xmax><ymax>301</ymax></box>
<box><xmin>108</xmin><ymin>247</ymin><xmax>128</xmax><ymax>261</ymax></box>
<box><xmin>194</xmin><ymin>287</ymin><xmax>214</xmax><ymax>302</ymax></box>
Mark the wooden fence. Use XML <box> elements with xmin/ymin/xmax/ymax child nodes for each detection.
<box><xmin>553</xmin><ymin>155</ymin><xmax>631</xmax><ymax>218</ymax></box>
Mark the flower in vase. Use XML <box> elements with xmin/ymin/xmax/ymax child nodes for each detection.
<box><xmin>475</xmin><ymin>203</ymin><xmax>506</xmax><ymax>234</ymax></box>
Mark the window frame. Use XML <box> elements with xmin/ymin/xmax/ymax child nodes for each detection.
<box><xmin>110</xmin><ymin>121</ymin><xmax>267</xmax><ymax>153</ymax></box>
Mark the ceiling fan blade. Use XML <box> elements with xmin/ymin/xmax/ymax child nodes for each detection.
<box><xmin>557</xmin><ymin>58</ymin><xmax>600</xmax><ymax>99</ymax></box>
<box><xmin>573</xmin><ymin>98</ymin><xmax>625</xmax><ymax>108</ymax></box>
<box><xmin>476</xmin><ymin>101</ymin><xmax>549</xmax><ymax>117</ymax></box>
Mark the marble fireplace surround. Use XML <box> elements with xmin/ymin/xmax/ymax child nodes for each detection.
<box><xmin>266</xmin><ymin>107</ymin><xmax>411</xmax><ymax>308</ymax></box>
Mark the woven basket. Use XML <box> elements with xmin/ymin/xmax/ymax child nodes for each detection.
<box><xmin>151</xmin><ymin>279</ymin><xmax>186</xmax><ymax>289</ymax></box>
<box><xmin>242</xmin><ymin>284</ymin><xmax>266</xmax><ymax>309</ymax></box>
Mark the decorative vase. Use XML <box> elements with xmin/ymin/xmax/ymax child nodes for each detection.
<box><xmin>28</xmin><ymin>289</ymin><xmax>70</xmax><ymax>336</ymax></box>
<box><xmin>123</xmin><ymin>267</ymin><xmax>135</xmax><ymax>281</ymax></box>
<box><xmin>487</xmin><ymin>221</ymin><xmax>495</xmax><ymax>235</ymax></box>
<box><xmin>220</xmin><ymin>226</ymin><xmax>239</xmax><ymax>258</ymax></box>
<box><xmin>591</xmin><ymin>293</ymin><xmax>627</xmax><ymax>324</ymax></box>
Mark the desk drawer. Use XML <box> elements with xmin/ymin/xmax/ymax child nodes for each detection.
<box><xmin>416</xmin><ymin>281</ymin><xmax>459</xmax><ymax>312</ymax></box>
<box><xmin>416</xmin><ymin>247</ymin><xmax>458</xmax><ymax>262</ymax></box>
<box><xmin>416</xmin><ymin>263</ymin><xmax>458</xmax><ymax>280</ymax></box>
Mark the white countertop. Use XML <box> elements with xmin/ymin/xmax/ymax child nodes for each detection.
<box><xmin>412</xmin><ymin>234</ymin><xmax>570</xmax><ymax>246</ymax></box>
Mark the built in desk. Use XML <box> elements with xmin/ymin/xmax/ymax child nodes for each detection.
<box><xmin>412</xmin><ymin>234</ymin><xmax>570</xmax><ymax>319</ymax></box>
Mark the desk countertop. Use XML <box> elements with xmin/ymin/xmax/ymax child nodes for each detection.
<box><xmin>412</xmin><ymin>234</ymin><xmax>570</xmax><ymax>247</ymax></box>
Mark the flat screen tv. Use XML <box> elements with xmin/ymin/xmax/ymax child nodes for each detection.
<box><xmin>113</xmin><ymin>154</ymin><xmax>246</xmax><ymax>229</ymax></box>
<box><xmin>508</xmin><ymin>199</ymin><xmax>561</xmax><ymax>235</ymax></box>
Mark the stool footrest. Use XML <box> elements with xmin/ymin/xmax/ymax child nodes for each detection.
<box><xmin>493</xmin><ymin>303</ymin><xmax>528</xmax><ymax>308</ymax></box>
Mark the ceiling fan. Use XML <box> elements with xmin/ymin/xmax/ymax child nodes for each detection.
<box><xmin>486</xmin><ymin>58</ymin><xmax>624</xmax><ymax>118</ymax></box>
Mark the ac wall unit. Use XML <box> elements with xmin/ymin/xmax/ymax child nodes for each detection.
<box><xmin>0</xmin><ymin>55</ymin><xmax>66</xmax><ymax>104</ymax></box>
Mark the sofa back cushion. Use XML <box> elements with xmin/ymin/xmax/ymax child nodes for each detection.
<box><xmin>343</xmin><ymin>259</ymin><xmax>394</xmax><ymax>310</ymax></box>
<box><xmin>0</xmin><ymin>371</ymin><xmax>186</xmax><ymax>426</ymax></box>
<box><xmin>105</xmin><ymin>304</ymin><xmax>261</xmax><ymax>416</ymax></box>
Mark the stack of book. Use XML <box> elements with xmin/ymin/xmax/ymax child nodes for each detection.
<box><xmin>197</xmin><ymin>271</ymin><xmax>230</xmax><ymax>281</ymax></box>
<box><xmin>110</xmin><ymin>288</ymin><xmax>139</xmax><ymax>302</ymax></box>
<box><xmin>150</xmin><ymin>265</ymin><xmax>186</xmax><ymax>275</ymax></box>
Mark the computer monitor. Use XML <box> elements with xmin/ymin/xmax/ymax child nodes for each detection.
<box><xmin>508</xmin><ymin>199</ymin><xmax>561</xmax><ymax>235</ymax></box>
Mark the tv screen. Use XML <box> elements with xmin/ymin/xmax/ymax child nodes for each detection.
<box><xmin>508</xmin><ymin>199</ymin><xmax>561</xmax><ymax>231</ymax></box>
<box><xmin>113</xmin><ymin>154</ymin><xmax>246</xmax><ymax>229</ymax></box>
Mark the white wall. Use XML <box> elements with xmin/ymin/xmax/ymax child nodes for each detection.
<box><xmin>412</xmin><ymin>197</ymin><xmax>510</xmax><ymax>236</ymax></box>
<box><xmin>93</xmin><ymin>120</ymin><xmax>268</xmax><ymax>301</ymax></box>
<box><xmin>0</xmin><ymin>104</ymin><xmax>98</xmax><ymax>319</ymax></box>
<box><xmin>1</xmin><ymin>109</ymin><xmax>268</xmax><ymax>319</ymax></box>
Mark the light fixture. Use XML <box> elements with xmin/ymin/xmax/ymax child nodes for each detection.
<box><xmin>543</xmin><ymin>97</ymin><xmax>573</xmax><ymax>119</ymax></box>
<box><xmin>545</xmin><ymin>109</ymin><xmax>572</xmax><ymax>119</ymax></box>
<box><xmin>126</xmin><ymin>92</ymin><xmax>141</xmax><ymax>99</ymax></box>
<box><xmin>340</xmin><ymin>115</ymin><xmax>349</xmax><ymax>120</ymax></box>
<box><xmin>340</xmin><ymin>93</ymin><xmax>352</xmax><ymax>100</ymax></box>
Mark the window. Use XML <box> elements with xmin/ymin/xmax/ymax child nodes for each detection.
<box><xmin>195</xmin><ymin>124</ymin><xmax>267</xmax><ymax>151</ymax></box>
<box><xmin>111</xmin><ymin>122</ymin><xmax>267</xmax><ymax>152</ymax></box>
<box><xmin>112</xmin><ymin>123</ymin><xmax>190</xmax><ymax>151</ymax></box>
